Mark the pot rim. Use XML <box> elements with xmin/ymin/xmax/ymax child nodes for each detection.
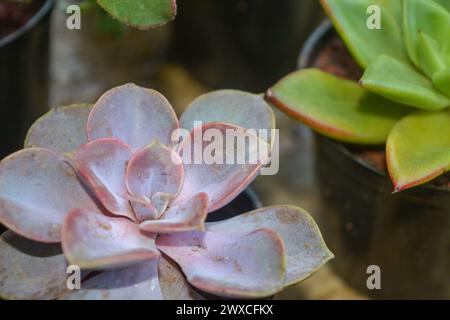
<box><xmin>0</xmin><ymin>0</ymin><xmax>54</xmax><ymax>48</ymax></box>
<box><xmin>297</xmin><ymin>19</ymin><xmax>449</xmax><ymax>194</ymax></box>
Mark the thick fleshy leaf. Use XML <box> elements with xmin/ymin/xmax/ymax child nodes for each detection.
<box><xmin>180</xmin><ymin>90</ymin><xmax>275</xmax><ymax>140</ymax></box>
<box><xmin>126</xmin><ymin>141</ymin><xmax>184</xmax><ymax>206</ymax></box>
<box><xmin>433</xmin><ymin>69</ymin><xmax>450</xmax><ymax>97</ymax></box>
<box><xmin>62</xmin><ymin>209</ymin><xmax>159</xmax><ymax>269</ymax></box>
<box><xmin>97</xmin><ymin>0</ymin><xmax>176</xmax><ymax>29</ymax></box>
<box><xmin>386</xmin><ymin>110</ymin><xmax>450</xmax><ymax>191</ymax></box>
<box><xmin>24</xmin><ymin>104</ymin><xmax>93</xmax><ymax>153</ymax></box>
<box><xmin>87</xmin><ymin>84</ymin><xmax>179</xmax><ymax>151</ymax></box>
<box><xmin>71</xmin><ymin>138</ymin><xmax>135</xmax><ymax>220</ymax></box>
<box><xmin>174</xmin><ymin>122</ymin><xmax>268</xmax><ymax>212</ymax></box>
<box><xmin>0</xmin><ymin>148</ymin><xmax>98</xmax><ymax>243</ymax></box>
<box><xmin>159</xmin><ymin>255</ymin><xmax>204</xmax><ymax>300</ymax></box>
<box><xmin>433</xmin><ymin>0</ymin><xmax>450</xmax><ymax>13</ymax></box>
<box><xmin>361</xmin><ymin>55</ymin><xmax>450</xmax><ymax>110</ymax></box>
<box><xmin>61</xmin><ymin>260</ymin><xmax>162</xmax><ymax>300</ymax></box>
<box><xmin>403</xmin><ymin>0</ymin><xmax>450</xmax><ymax>67</ymax></box>
<box><xmin>417</xmin><ymin>32</ymin><xmax>447</xmax><ymax>79</ymax></box>
<box><xmin>157</xmin><ymin>229</ymin><xmax>286</xmax><ymax>298</ymax></box>
<box><xmin>0</xmin><ymin>231</ymin><xmax>68</xmax><ymax>300</ymax></box>
<box><xmin>320</xmin><ymin>0</ymin><xmax>408</xmax><ymax>68</ymax></box>
<box><xmin>267</xmin><ymin>69</ymin><xmax>410</xmax><ymax>144</ymax></box>
<box><xmin>131</xmin><ymin>200</ymin><xmax>159</xmax><ymax>222</ymax></box>
<box><xmin>378</xmin><ymin>0</ymin><xmax>402</xmax><ymax>22</ymax></box>
<box><xmin>140</xmin><ymin>193</ymin><xmax>208</xmax><ymax>233</ymax></box>
<box><xmin>151</xmin><ymin>192</ymin><xmax>172</xmax><ymax>216</ymax></box>
<box><xmin>207</xmin><ymin>206</ymin><xmax>333</xmax><ymax>286</ymax></box>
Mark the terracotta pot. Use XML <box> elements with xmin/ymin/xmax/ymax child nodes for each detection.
<box><xmin>0</xmin><ymin>0</ymin><xmax>54</xmax><ymax>159</ymax></box>
<box><xmin>300</xmin><ymin>21</ymin><xmax>450</xmax><ymax>299</ymax></box>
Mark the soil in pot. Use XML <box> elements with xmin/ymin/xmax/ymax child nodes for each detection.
<box><xmin>303</xmin><ymin>23</ymin><xmax>450</xmax><ymax>299</ymax></box>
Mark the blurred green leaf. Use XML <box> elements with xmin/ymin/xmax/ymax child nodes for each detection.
<box><xmin>403</xmin><ymin>0</ymin><xmax>450</xmax><ymax>68</ymax></box>
<box><xmin>96</xmin><ymin>6</ymin><xmax>125</xmax><ymax>37</ymax></box>
<box><xmin>320</xmin><ymin>0</ymin><xmax>408</xmax><ymax>69</ymax></box>
<box><xmin>433</xmin><ymin>69</ymin><xmax>450</xmax><ymax>97</ymax></box>
<box><xmin>378</xmin><ymin>0</ymin><xmax>402</xmax><ymax>21</ymax></box>
<box><xmin>417</xmin><ymin>32</ymin><xmax>447</xmax><ymax>78</ymax></box>
<box><xmin>361</xmin><ymin>55</ymin><xmax>450</xmax><ymax>110</ymax></box>
<box><xmin>433</xmin><ymin>0</ymin><xmax>450</xmax><ymax>13</ymax></box>
<box><xmin>97</xmin><ymin>0</ymin><xmax>176</xmax><ymax>29</ymax></box>
<box><xmin>387</xmin><ymin>110</ymin><xmax>450</xmax><ymax>191</ymax></box>
<box><xmin>266</xmin><ymin>69</ymin><xmax>410</xmax><ymax>145</ymax></box>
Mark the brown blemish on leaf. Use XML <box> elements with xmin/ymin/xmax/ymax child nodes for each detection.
<box><xmin>211</xmin><ymin>255</ymin><xmax>225</xmax><ymax>263</ymax></box>
<box><xmin>97</xmin><ymin>222</ymin><xmax>112</xmax><ymax>231</ymax></box>
<box><xmin>233</xmin><ymin>259</ymin><xmax>242</xmax><ymax>273</ymax></box>
<box><xmin>65</xmin><ymin>169</ymin><xmax>76</xmax><ymax>177</ymax></box>
<box><xmin>275</xmin><ymin>210</ymin><xmax>300</xmax><ymax>225</ymax></box>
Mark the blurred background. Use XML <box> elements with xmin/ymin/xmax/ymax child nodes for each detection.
<box><xmin>0</xmin><ymin>0</ymin><xmax>366</xmax><ymax>299</ymax></box>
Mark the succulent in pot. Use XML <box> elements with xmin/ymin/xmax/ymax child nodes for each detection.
<box><xmin>268</xmin><ymin>0</ymin><xmax>450</xmax><ymax>191</ymax></box>
<box><xmin>80</xmin><ymin>0</ymin><xmax>177</xmax><ymax>30</ymax></box>
<box><xmin>0</xmin><ymin>84</ymin><xmax>333</xmax><ymax>299</ymax></box>
<box><xmin>266</xmin><ymin>0</ymin><xmax>450</xmax><ymax>298</ymax></box>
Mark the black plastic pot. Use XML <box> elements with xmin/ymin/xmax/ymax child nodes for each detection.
<box><xmin>0</xmin><ymin>0</ymin><xmax>54</xmax><ymax>159</ymax></box>
<box><xmin>173</xmin><ymin>0</ymin><xmax>323</xmax><ymax>92</ymax></box>
<box><xmin>300</xmin><ymin>21</ymin><xmax>450</xmax><ymax>299</ymax></box>
<box><xmin>207</xmin><ymin>187</ymin><xmax>262</xmax><ymax>223</ymax></box>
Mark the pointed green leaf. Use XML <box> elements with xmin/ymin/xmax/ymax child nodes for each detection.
<box><xmin>417</xmin><ymin>32</ymin><xmax>447</xmax><ymax>78</ymax></box>
<box><xmin>403</xmin><ymin>0</ymin><xmax>450</xmax><ymax>67</ymax></box>
<box><xmin>378</xmin><ymin>0</ymin><xmax>402</xmax><ymax>22</ymax></box>
<box><xmin>266</xmin><ymin>69</ymin><xmax>410</xmax><ymax>145</ymax></box>
<box><xmin>97</xmin><ymin>0</ymin><xmax>176</xmax><ymax>29</ymax></box>
<box><xmin>387</xmin><ymin>110</ymin><xmax>450</xmax><ymax>191</ymax></box>
<box><xmin>433</xmin><ymin>69</ymin><xmax>450</xmax><ymax>97</ymax></box>
<box><xmin>361</xmin><ymin>55</ymin><xmax>450</xmax><ymax>110</ymax></box>
<box><xmin>320</xmin><ymin>0</ymin><xmax>408</xmax><ymax>68</ymax></box>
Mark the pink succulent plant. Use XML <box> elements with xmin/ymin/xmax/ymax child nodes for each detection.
<box><xmin>0</xmin><ymin>84</ymin><xmax>333</xmax><ymax>300</ymax></box>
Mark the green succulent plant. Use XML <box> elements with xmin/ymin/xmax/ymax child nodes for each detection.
<box><xmin>95</xmin><ymin>0</ymin><xmax>176</xmax><ymax>29</ymax></box>
<box><xmin>267</xmin><ymin>0</ymin><xmax>450</xmax><ymax>192</ymax></box>
<box><xmin>11</xmin><ymin>0</ymin><xmax>177</xmax><ymax>29</ymax></box>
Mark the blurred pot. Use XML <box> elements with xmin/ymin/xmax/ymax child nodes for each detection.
<box><xmin>50</xmin><ymin>1</ymin><xmax>172</xmax><ymax>106</ymax></box>
<box><xmin>300</xmin><ymin>21</ymin><xmax>450</xmax><ymax>299</ymax></box>
<box><xmin>0</xmin><ymin>0</ymin><xmax>54</xmax><ymax>159</ymax></box>
<box><xmin>173</xmin><ymin>0</ymin><xmax>323</xmax><ymax>92</ymax></box>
